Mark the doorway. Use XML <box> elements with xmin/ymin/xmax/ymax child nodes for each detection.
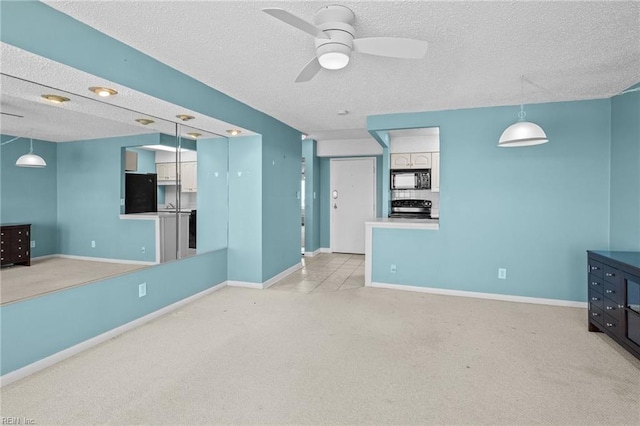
<box><xmin>330</xmin><ymin>157</ymin><xmax>376</xmax><ymax>254</ymax></box>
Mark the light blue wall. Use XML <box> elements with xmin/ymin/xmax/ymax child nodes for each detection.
<box><xmin>197</xmin><ymin>137</ymin><xmax>229</xmax><ymax>253</ymax></box>
<box><xmin>303</xmin><ymin>139</ymin><xmax>321</xmax><ymax>252</ymax></box>
<box><xmin>610</xmin><ymin>85</ymin><xmax>640</xmax><ymax>250</ymax></box>
<box><xmin>368</xmin><ymin>99</ymin><xmax>612</xmax><ymax>302</ymax></box>
<box><xmin>127</xmin><ymin>147</ymin><xmax>156</xmax><ymax>173</ymax></box>
<box><xmin>1</xmin><ymin>136</ymin><xmax>58</xmax><ymax>257</ymax></box>
<box><xmin>0</xmin><ymin>249</ymin><xmax>227</xmax><ymax>375</ymax></box>
<box><xmin>319</xmin><ymin>155</ymin><xmax>384</xmax><ymax>249</ymax></box>
<box><xmin>262</xmin><ymin>128</ymin><xmax>302</xmax><ymax>280</ymax></box>
<box><xmin>228</xmin><ymin>136</ymin><xmax>262</xmax><ymax>282</ymax></box>
<box><xmin>58</xmin><ymin>134</ymin><xmax>159</xmax><ymax>262</ymax></box>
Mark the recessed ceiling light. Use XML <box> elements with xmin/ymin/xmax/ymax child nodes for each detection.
<box><xmin>89</xmin><ymin>86</ymin><xmax>118</xmax><ymax>97</ymax></box>
<box><xmin>176</xmin><ymin>114</ymin><xmax>195</xmax><ymax>121</ymax></box>
<box><xmin>41</xmin><ymin>94</ymin><xmax>70</xmax><ymax>104</ymax></box>
<box><xmin>337</xmin><ymin>110</ymin><xmax>349</xmax><ymax>115</ymax></box>
<box><xmin>226</xmin><ymin>129</ymin><xmax>241</xmax><ymax>136</ymax></box>
<box><xmin>186</xmin><ymin>132</ymin><xmax>201</xmax><ymax>139</ymax></box>
<box><xmin>135</xmin><ymin>118</ymin><xmax>155</xmax><ymax>125</ymax></box>
<box><xmin>301</xmin><ymin>133</ymin><xmax>308</xmax><ymax>140</ymax></box>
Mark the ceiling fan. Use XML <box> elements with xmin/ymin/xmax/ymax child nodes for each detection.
<box><xmin>263</xmin><ymin>5</ymin><xmax>428</xmax><ymax>82</ymax></box>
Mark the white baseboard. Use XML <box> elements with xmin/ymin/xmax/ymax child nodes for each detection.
<box><xmin>304</xmin><ymin>248</ymin><xmax>321</xmax><ymax>257</ymax></box>
<box><xmin>31</xmin><ymin>254</ymin><xmax>58</xmax><ymax>261</ymax></box>
<box><xmin>320</xmin><ymin>248</ymin><xmax>332</xmax><ymax>253</ymax></box>
<box><xmin>56</xmin><ymin>254</ymin><xmax>156</xmax><ymax>266</ymax></box>
<box><xmin>262</xmin><ymin>262</ymin><xmax>302</xmax><ymax>289</ymax></box>
<box><xmin>0</xmin><ymin>281</ymin><xmax>227</xmax><ymax>388</ymax></box>
<box><xmin>227</xmin><ymin>281</ymin><xmax>264</xmax><ymax>289</ymax></box>
<box><xmin>228</xmin><ymin>262</ymin><xmax>303</xmax><ymax>290</ymax></box>
<box><xmin>370</xmin><ymin>282</ymin><xmax>588</xmax><ymax>308</ymax></box>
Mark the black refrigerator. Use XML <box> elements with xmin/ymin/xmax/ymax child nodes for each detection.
<box><xmin>125</xmin><ymin>173</ymin><xmax>157</xmax><ymax>214</ymax></box>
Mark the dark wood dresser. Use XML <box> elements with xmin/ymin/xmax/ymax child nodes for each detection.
<box><xmin>587</xmin><ymin>250</ymin><xmax>640</xmax><ymax>360</ymax></box>
<box><xmin>0</xmin><ymin>223</ymin><xmax>31</xmax><ymax>266</ymax></box>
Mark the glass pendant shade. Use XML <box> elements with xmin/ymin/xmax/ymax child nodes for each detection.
<box><xmin>16</xmin><ymin>153</ymin><xmax>47</xmax><ymax>168</ymax></box>
<box><xmin>498</xmin><ymin>121</ymin><xmax>548</xmax><ymax>147</ymax></box>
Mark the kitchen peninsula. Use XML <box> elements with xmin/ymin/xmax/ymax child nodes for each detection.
<box><xmin>364</xmin><ymin>217</ymin><xmax>439</xmax><ymax>286</ymax></box>
<box><xmin>121</xmin><ymin>212</ymin><xmax>190</xmax><ymax>263</ymax></box>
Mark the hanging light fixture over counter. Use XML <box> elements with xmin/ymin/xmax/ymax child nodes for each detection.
<box><xmin>1</xmin><ymin>136</ymin><xmax>47</xmax><ymax>168</ymax></box>
<box><xmin>498</xmin><ymin>75</ymin><xmax>549</xmax><ymax>148</ymax></box>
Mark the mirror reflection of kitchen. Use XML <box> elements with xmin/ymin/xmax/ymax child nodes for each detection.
<box><xmin>0</xmin><ymin>68</ymin><xmax>225</xmax><ymax>306</ymax></box>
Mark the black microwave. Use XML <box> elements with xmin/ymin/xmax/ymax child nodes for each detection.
<box><xmin>391</xmin><ymin>169</ymin><xmax>431</xmax><ymax>190</ymax></box>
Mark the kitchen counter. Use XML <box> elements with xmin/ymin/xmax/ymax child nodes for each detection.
<box><xmin>366</xmin><ymin>217</ymin><xmax>439</xmax><ymax>230</ymax></box>
<box><xmin>121</xmin><ymin>212</ymin><xmax>190</xmax><ymax>220</ymax></box>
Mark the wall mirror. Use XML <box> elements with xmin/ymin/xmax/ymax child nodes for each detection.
<box><xmin>0</xmin><ymin>71</ymin><xmax>230</xmax><ymax>305</ymax></box>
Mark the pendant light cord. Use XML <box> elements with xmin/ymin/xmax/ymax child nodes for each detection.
<box><xmin>518</xmin><ymin>75</ymin><xmax>526</xmax><ymax>121</ymax></box>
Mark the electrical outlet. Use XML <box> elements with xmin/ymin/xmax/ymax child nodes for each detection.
<box><xmin>120</xmin><ymin>198</ymin><xmax>125</xmax><ymax>206</ymax></box>
<box><xmin>498</xmin><ymin>268</ymin><xmax>507</xmax><ymax>279</ymax></box>
<box><xmin>390</xmin><ymin>264</ymin><xmax>397</xmax><ymax>274</ymax></box>
<box><xmin>296</xmin><ymin>191</ymin><xmax>301</xmax><ymax>199</ymax></box>
<box><xmin>138</xmin><ymin>282</ymin><xmax>147</xmax><ymax>298</ymax></box>
<box><xmin>313</xmin><ymin>192</ymin><xmax>316</xmax><ymax>199</ymax></box>
<box><xmin>141</xmin><ymin>246</ymin><xmax>146</xmax><ymax>254</ymax></box>
<box><xmin>30</xmin><ymin>240</ymin><xmax>35</xmax><ymax>248</ymax></box>
<box><xmin>91</xmin><ymin>240</ymin><xmax>96</xmax><ymax>248</ymax></box>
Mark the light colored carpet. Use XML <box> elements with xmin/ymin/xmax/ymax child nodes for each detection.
<box><xmin>0</xmin><ymin>257</ymin><xmax>146</xmax><ymax>305</ymax></box>
<box><xmin>1</xmin><ymin>286</ymin><xmax>639</xmax><ymax>425</ymax></box>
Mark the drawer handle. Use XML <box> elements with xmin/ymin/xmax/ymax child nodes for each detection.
<box><xmin>618</xmin><ymin>305</ymin><xmax>624</xmax><ymax>309</ymax></box>
<box><xmin>606</xmin><ymin>273</ymin><xmax>615</xmax><ymax>277</ymax></box>
<box><xmin>591</xmin><ymin>312</ymin><xmax>600</xmax><ymax>317</ymax></box>
<box><xmin>605</xmin><ymin>289</ymin><xmax>613</xmax><ymax>294</ymax></box>
<box><xmin>606</xmin><ymin>322</ymin><xmax>615</xmax><ymax>327</ymax></box>
<box><xmin>606</xmin><ymin>306</ymin><xmax>614</xmax><ymax>310</ymax></box>
<box><xmin>591</xmin><ymin>282</ymin><xmax>600</xmax><ymax>286</ymax></box>
<box><xmin>590</xmin><ymin>266</ymin><xmax>600</xmax><ymax>270</ymax></box>
<box><xmin>591</xmin><ymin>297</ymin><xmax>600</xmax><ymax>301</ymax></box>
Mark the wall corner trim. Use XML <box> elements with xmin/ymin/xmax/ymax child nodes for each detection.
<box><xmin>370</xmin><ymin>282</ymin><xmax>588</xmax><ymax>308</ymax></box>
<box><xmin>0</xmin><ymin>281</ymin><xmax>227</xmax><ymax>387</ymax></box>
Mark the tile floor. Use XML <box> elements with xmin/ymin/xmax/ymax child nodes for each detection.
<box><xmin>269</xmin><ymin>253</ymin><xmax>365</xmax><ymax>293</ymax></box>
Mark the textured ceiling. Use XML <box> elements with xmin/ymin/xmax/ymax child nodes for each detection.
<box><xmin>25</xmin><ymin>1</ymin><xmax>640</xmax><ymax>140</ymax></box>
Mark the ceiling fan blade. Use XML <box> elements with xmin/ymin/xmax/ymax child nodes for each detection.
<box><xmin>263</xmin><ymin>8</ymin><xmax>329</xmax><ymax>40</ymax></box>
<box><xmin>0</xmin><ymin>111</ymin><xmax>24</xmax><ymax>118</ymax></box>
<box><xmin>295</xmin><ymin>57</ymin><xmax>323</xmax><ymax>83</ymax></box>
<box><xmin>353</xmin><ymin>37</ymin><xmax>428</xmax><ymax>59</ymax></box>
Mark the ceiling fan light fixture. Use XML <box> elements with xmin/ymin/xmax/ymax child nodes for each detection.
<box><xmin>41</xmin><ymin>94</ymin><xmax>70</xmax><ymax>104</ymax></box>
<box><xmin>89</xmin><ymin>86</ymin><xmax>118</xmax><ymax>97</ymax></box>
<box><xmin>317</xmin><ymin>44</ymin><xmax>350</xmax><ymax>70</ymax></box>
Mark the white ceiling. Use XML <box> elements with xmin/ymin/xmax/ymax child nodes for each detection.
<box><xmin>9</xmin><ymin>1</ymin><xmax>640</xmax><ymax>142</ymax></box>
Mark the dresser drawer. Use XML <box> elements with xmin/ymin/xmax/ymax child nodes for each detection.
<box><xmin>588</xmin><ymin>274</ymin><xmax>603</xmax><ymax>295</ymax></box>
<box><xmin>603</xmin><ymin>265</ymin><xmax>622</xmax><ymax>285</ymax></box>
<box><xmin>588</xmin><ymin>259</ymin><xmax>604</xmax><ymax>278</ymax></box>
<box><xmin>589</xmin><ymin>304</ymin><xmax>605</xmax><ymax>325</ymax></box>
<box><xmin>603</xmin><ymin>297</ymin><xmax>623</xmax><ymax>319</ymax></box>
<box><xmin>602</xmin><ymin>314</ymin><xmax>619</xmax><ymax>332</ymax></box>
<box><xmin>603</xmin><ymin>280</ymin><xmax>623</xmax><ymax>304</ymax></box>
<box><xmin>589</xmin><ymin>291</ymin><xmax>604</xmax><ymax>310</ymax></box>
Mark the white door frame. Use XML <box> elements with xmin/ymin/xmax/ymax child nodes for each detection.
<box><xmin>329</xmin><ymin>157</ymin><xmax>377</xmax><ymax>253</ymax></box>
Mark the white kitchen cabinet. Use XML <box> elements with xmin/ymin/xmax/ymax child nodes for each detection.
<box><xmin>431</xmin><ymin>152</ymin><xmax>440</xmax><ymax>192</ymax></box>
<box><xmin>125</xmin><ymin>150</ymin><xmax>138</xmax><ymax>171</ymax></box>
<box><xmin>390</xmin><ymin>152</ymin><xmax>431</xmax><ymax>169</ymax></box>
<box><xmin>180</xmin><ymin>161</ymin><xmax>197</xmax><ymax>192</ymax></box>
<box><xmin>156</xmin><ymin>162</ymin><xmax>177</xmax><ymax>182</ymax></box>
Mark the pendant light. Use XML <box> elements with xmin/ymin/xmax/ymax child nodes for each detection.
<box><xmin>498</xmin><ymin>75</ymin><xmax>548</xmax><ymax>147</ymax></box>
<box><xmin>16</xmin><ymin>138</ymin><xmax>47</xmax><ymax>168</ymax></box>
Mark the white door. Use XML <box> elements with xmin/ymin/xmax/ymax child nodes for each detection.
<box><xmin>331</xmin><ymin>158</ymin><xmax>376</xmax><ymax>254</ymax></box>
